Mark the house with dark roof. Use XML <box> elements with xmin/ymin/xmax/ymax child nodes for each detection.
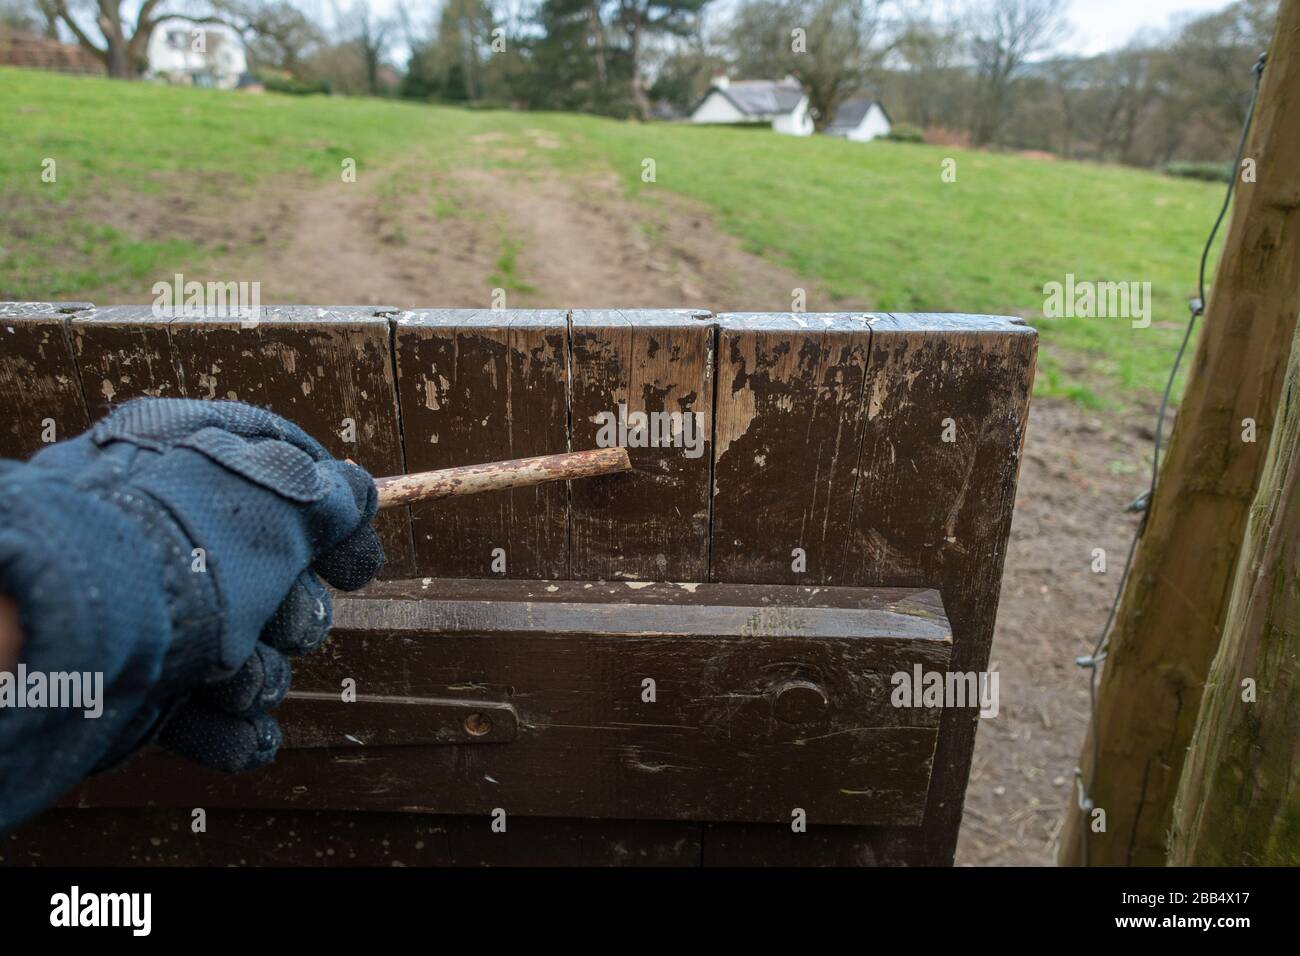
<box><xmin>688</xmin><ymin>76</ymin><xmax>814</xmax><ymax>137</ymax></box>
<box><xmin>825</xmin><ymin>96</ymin><xmax>892</xmax><ymax>143</ymax></box>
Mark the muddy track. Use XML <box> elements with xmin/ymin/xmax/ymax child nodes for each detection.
<box><xmin>221</xmin><ymin>164</ymin><xmax>827</xmax><ymax>313</ymax></box>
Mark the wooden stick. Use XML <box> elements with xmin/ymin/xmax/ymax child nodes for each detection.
<box><xmin>373</xmin><ymin>447</ymin><xmax>631</xmax><ymax>509</ymax></box>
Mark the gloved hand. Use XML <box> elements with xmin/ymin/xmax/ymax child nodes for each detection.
<box><xmin>0</xmin><ymin>398</ymin><xmax>384</xmax><ymax>831</ymax></box>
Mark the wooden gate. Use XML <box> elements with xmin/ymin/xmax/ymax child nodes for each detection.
<box><xmin>0</xmin><ymin>302</ymin><xmax>1035</xmax><ymax>866</ymax></box>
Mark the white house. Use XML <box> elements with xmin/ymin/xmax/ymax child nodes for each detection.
<box><xmin>826</xmin><ymin>97</ymin><xmax>889</xmax><ymax>141</ymax></box>
<box><xmin>824</xmin><ymin>97</ymin><xmax>892</xmax><ymax>142</ymax></box>
<box><xmin>689</xmin><ymin>77</ymin><xmax>814</xmax><ymax>137</ymax></box>
<box><xmin>147</xmin><ymin>19</ymin><xmax>247</xmax><ymax>90</ymax></box>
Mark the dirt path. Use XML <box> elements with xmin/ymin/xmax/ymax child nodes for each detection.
<box><xmin>210</xmin><ymin>162</ymin><xmax>826</xmax><ymax>313</ymax></box>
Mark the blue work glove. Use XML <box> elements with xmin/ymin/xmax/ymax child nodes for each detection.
<box><xmin>0</xmin><ymin>398</ymin><xmax>384</xmax><ymax>832</ymax></box>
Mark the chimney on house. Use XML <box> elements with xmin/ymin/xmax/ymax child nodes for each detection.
<box><xmin>711</xmin><ymin>75</ymin><xmax>730</xmax><ymax>89</ymax></box>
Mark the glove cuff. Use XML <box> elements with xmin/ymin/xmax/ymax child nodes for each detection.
<box><xmin>0</xmin><ymin>471</ymin><xmax>220</xmax><ymax>829</ymax></box>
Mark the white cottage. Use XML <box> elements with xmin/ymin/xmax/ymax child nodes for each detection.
<box><xmin>147</xmin><ymin>19</ymin><xmax>247</xmax><ymax>90</ymax></box>
<box><xmin>689</xmin><ymin>77</ymin><xmax>814</xmax><ymax>137</ymax></box>
<box><xmin>824</xmin><ymin>97</ymin><xmax>892</xmax><ymax>142</ymax></box>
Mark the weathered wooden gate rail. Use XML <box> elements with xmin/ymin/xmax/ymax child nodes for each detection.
<box><xmin>0</xmin><ymin>301</ymin><xmax>1036</xmax><ymax>866</ymax></box>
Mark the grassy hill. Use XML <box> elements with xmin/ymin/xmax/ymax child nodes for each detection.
<box><xmin>0</xmin><ymin>67</ymin><xmax>1228</xmax><ymax>405</ymax></box>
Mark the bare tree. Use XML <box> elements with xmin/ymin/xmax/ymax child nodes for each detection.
<box><xmin>391</xmin><ymin>0</ymin><xmax>426</xmax><ymax>52</ymax></box>
<box><xmin>964</xmin><ymin>0</ymin><xmax>1066</xmax><ymax>145</ymax></box>
<box><xmin>212</xmin><ymin>0</ymin><xmax>322</xmax><ymax>75</ymax></box>
<box><xmin>1161</xmin><ymin>0</ymin><xmax>1278</xmax><ymax>155</ymax></box>
<box><xmin>1041</xmin><ymin>56</ymin><xmax>1083</xmax><ymax>157</ymax></box>
<box><xmin>611</xmin><ymin>0</ymin><xmax>711</xmax><ymax>120</ymax></box>
<box><xmin>1093</xmin><ymin>44</ymin><xmax>1155</xmax><ymax>163</ymax></box>
<box><xmin>43</xmin><ymin>0</ymin><xmax>189</xmax><ymax>77</ymax></box>
<box><xmin>728</xmin><ymin>0</ymin><xmax>887</xmax><ymax>129</ymax></box>
<box><xmin>588</xmin><ymin>0</ymin><xmax>609</xmax><ymax>88</ymax></box>
<box><xmin>332</xmin><ymin>0</ymin><xmax>392</xmax><ymax>95</ymax></box>
<box><xmin>33</xmin><ymin>0</ymin><xmax>60</xmax><ymax>36</ymax></box>
<box><xmin>435</xmin><ymin>0</ymin><xmax>494</xmax><ymax>100</ymax></box>
<box><xmin>892</xmin><ymin>3</ymin><xmax>962</xmax><ymax>129</ymax></box>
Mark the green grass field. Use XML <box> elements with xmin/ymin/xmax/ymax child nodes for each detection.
<box><xmin>0</xmin><ymin>68</ymin><xmax>1229</xmax><ymax>406</ymax></box>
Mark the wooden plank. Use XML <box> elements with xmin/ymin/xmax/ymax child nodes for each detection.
<box><xmin>711</xmin><ymin>313</ymin><xmax>878</xmax><ymax>584</ymax></box>
<box><xmin>568</xmin><ymin>310</ymin><xmax>713</xmax><ymax>580</ymax></box>
<box><xmin>4</xmin><ymin>809</ymin><xmax>703</xmax><ymax>866</ymax></box>
<box><xmin>849</xmin><ymin>314</ymin><xmax>1035</xmax><ymax>586</ymax></box>
<box><xmin>849</xmin><ymin>313</ymin><xmax>1035</xmax><ymax>864</ymax></box>
<box><xmin>69</xmin><ymin>580</ymin><xmax>952</xmax><ymax>828</ymax></box>
<box><xmin>392</xmin><ymin>310</ymin><xmax>569</xmax><ymax>578</ymax></box>
<box><xmin>704</xmin><ymin>312</ymin><xmax>1036</xmax><ymax>865</ymax></box>
<box><xmin>69</xmin><ymin>305</ymin><xmax>186</xmax><ymax>416</ymax></box>
<box><xmin>164</xmin><ymin>306</ymin><xmax>414</xmax><ymax>578</ymax></box>
<box><xmin>0</xmin><ymin>302</ymin><xmax>90</xmax><ymax>458</ymax></box>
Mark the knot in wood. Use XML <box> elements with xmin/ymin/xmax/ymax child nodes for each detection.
<box><xmin>770</xmin><ymin>680</ymin><xmax>829</xmax><ymax>724</ymax></box>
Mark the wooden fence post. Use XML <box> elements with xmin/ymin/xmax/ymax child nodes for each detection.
<box><xmin>1168</xmin><ymin>322</ymin><xmax>1300</xmax><ymax>865</ymax></box>
<box><xmin>1061</xmin><ymin>0</ymin><xmax>1300</xmax><ymax>865</ymax></box>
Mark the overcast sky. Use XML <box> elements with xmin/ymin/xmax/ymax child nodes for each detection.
<box><xmin>1063</xmin><ymin>0</ymin><xmax>1235</xmax><ymax>53</ymax></box>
